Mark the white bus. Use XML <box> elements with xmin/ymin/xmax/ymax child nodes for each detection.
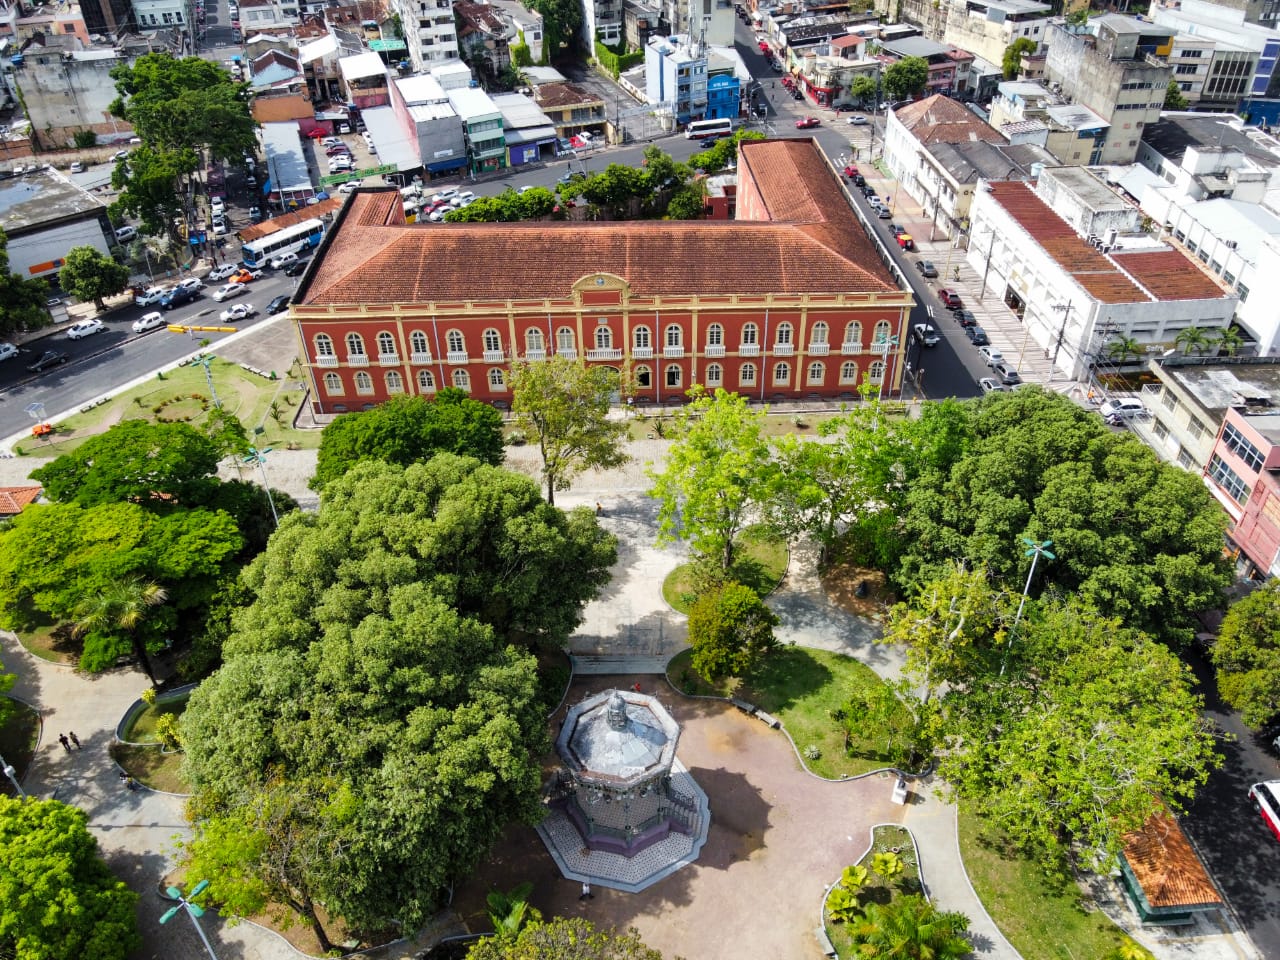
<box><xmin>685</xmin><ymin>117</ymin><xmax>734</xmax><ymax>140</ymax></box>
<box><xmin>241</xmin><ymin>218</ymin><xmax>326</xmax><ymax>268</ymax></box>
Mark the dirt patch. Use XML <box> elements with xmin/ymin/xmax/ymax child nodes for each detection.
<box><xmin>819</xmin><ymin>562</ymin><xmax>895</xmax><ymax>622</ymax></box>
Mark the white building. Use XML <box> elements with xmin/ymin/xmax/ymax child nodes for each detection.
<box><xmin>942</xmin><ymin>0</ymin><xmax>1053</xmax><ymax>67</ymax></box>
<box><xmin>235</xmin><ymin>0</ymin><xmax>298</xmax><ymax>33</ymax></box>
<box><xmin>965</xmin><ymin>168</ymin><xmax>1238</xmax><ymax>379</ymax></box>
<box><xmin>131</xmin><ymin>0</ymin><xmax>186</xmax><ymax>30</ymax></box>
<box><xmin>388</xmin><ymin>73</ymin><xmax>469</xmax><ymax>176</ymax></box>
<box><xmin>388</xmin><ymin>0</ymin><xmax>460</xmax><ymax>72</ymax></box>
<box><xmin>1149</xmin><ymin>0</ymin><xmax>1279</xmax><ymax>109</ymax></box>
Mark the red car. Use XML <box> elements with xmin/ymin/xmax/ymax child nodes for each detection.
<box><xmin>842</xmin><ymin>165</ymin><xmax>858</xmax><ymax>178</ymax></box>
<box><xmin>937</xmin><ymin>287</ymin><xmax>963</xmax><ymax>309</ymax></box>
<box><xmin>795</xmin><ymin>116</ymin><xmax>821</xmax><ymax>129</ymax></box>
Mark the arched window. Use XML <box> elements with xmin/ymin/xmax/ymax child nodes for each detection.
<box><xmin>665</xmin><ymin>324</ymin><xmax>683</xmax><ymax>348</ymax></box>
<box><xmin>323</xmin><ymin>372</ymin><xmax>343</xmax><ymax>394</ymax></box>
<box><xmin>872</xmin><ymin>320</ymin><xmax>893</xmax><ymax>345</ymax></box>
<box><xmin>741</xmin><ymin>322</ymin><xmax>758</xmax><ymax>346</ymax></box>
<box><xmin>665</xmin><ymin>364</ymin><xmax>682</xmax><ymax>388</ymax></box>
<box><xmin>739</xmin><ymin>362</ymin><xmax>757</xmax><ymax>386</ymax></box>
<box><xmin>635</xmin><ymin>365</ymin><xmax>652</xmax><ymax>387</ymax></box>
<box><xmin>773</xmin><ymin>361</ymin><xmax>791</xmax><ymax>385</ymax></box>
<box><xmin>385</xmin><ymin>371</ymin><xmax>404</xmax><ymax>393</ymax></box>
<box><xmin>452</xmin><ymin>369</ymin><xmax>470</xmax><ymax>391</ymax></box>
<box><xmin>377</xmin><ymin>331</ymin><xmax>396</xmax><ymax>356</ymax></box>
<box><xmin>595</xmin><ymin>326</ymin><xmax>613</xmax><ymax>349</ymax></box>
<box><xmin>633</xmin><ymin>325</ymin><xmax>651</xmax><ymax>349</ymax></box>
<box><xmin>483</xmin><ymin>328</ymin><xmax>502</xmax><ymax>352</ymax></box>
<box><xmin>315</xmin><ymin>333</ymin><xmax>335</xmax><ymax>357</ymax></box>
<box><xmin>706</xmin><ymin>323</ymin><xmax>723</xmax><ymax>346</ymax></box>
<box><xmin>354</xmin><ymin>371</ymin><xmax>373</xmax><ymax>393</ymax></box>
<box><xmin>417</xmin><ymin>369</ymin><xmax>436</xmax><ymax>393</ymax></box>
<box><xmin>446</xmin><ymin>329</ymin><xmax>465</xmax><ymax>353</ymax></box>
<box><xmin>345</xmin><ymin>333</ymin><xmax>365</xmax><ymax>357</ymax></box>
<box><xmin>410</xmin><ymin>330</ymin><xmax>429</xmax><ymax>356</ymax></box>
<box><xmin>557</xmin><ymin>326</ymin><xmax>576</xmax><ymax>352</ymax></box>
<box><xmin>869</xmin><ymin>360</ymin><xmax>885</xmax><ymax>384</ymax></box>
<box><xmin>843</xmin><ymin>321</ymin><xmax>862</xmax><ymax>350</ymax></box>
<box><xmin>776</xmin><ymin>322</ymin><xmax>793</xmax><ymax>346</ymax></box>
<box><xmin>488</xmin><ymin>368</ymin><xmax>506</xmax><ymax>390</ymax></box>
<box><xmin>705</xmin><ymin>363</ymin><xmax>722</xmax><ymax>386</ymax></box>
<box><xmin>810</xmin><ymin>321</ymin><xmax>829</xmax><ymax>345</ymax></box>
<box><xmin>807</xmin><ymin>361</ymin><xmax>824</xmax><ymax>385</ymax></box>
<box><xmin>840</xmin><ymin>361</ymin><xmax>859</xmax><ymax>384</ymax></box>
<box><xmin>526</xmin><ymin>328</ymin><xmax>545</xmax><ymax>353</ymax></box>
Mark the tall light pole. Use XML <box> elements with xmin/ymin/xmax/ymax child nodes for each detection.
<box><xmin>873</xmin><ymin>334</ymin><xmax>899</xmax><ymax>404</ymax></box>
<box><xmin>159</xmin><ymin>880</ymin><xmax>217</xmax><ymax>960</ymax></box>
<box><xmin>1</xmin><ymin>752</ymin><xmax>24</xmax><ymax>797</ymax></box>
<box><xmin>1001</xmin><ymin>536</ymin><xmax>1055</xmax><ymax>676</ymax></box>
<box><xmin>244</xmin><ymin>446</ymin><xmax>279</xmax><ymax>528</ymax></box>
<box><xmin>1049</xmin><ymin>300</ymin><xmax>1073</xmax><ymax>370</ymax></box>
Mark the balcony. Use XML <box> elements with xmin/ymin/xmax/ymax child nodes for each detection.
<box><xmin>587</xmin><ymin>348</ymin><xmax>623</xmax><ymax>361</ymax></box>
<box><xmin>740</xmin><ymin>343</ymin><xmax>760</xmax><ymax>356</ymax></box>
<box><xmin>632</xmin><ymin>346</ymin><xmax>653</xmax><ymax>358</ymax></box>
<box><xmin>557</xmin><ymin>348</ymin><xmax>578</xmax><ymax>359</ymax></box>
<box><xmin>773</xmin><ymin>343</ymin><xmax>795</xmax><ymax>356</ymax></box>
<box><xmin>347</xmin><ymin>354</ymin><xmax>369</xmax><ymax>366</ymax></box>
<box><xmin>447</xmin><ymin>351</ymin><xmax>469</xmax><ymax>364</ymax></box>
<box><xmin>410</xmin><ymin>351</ymin><xmax>433</xmax><ymax>364</ymax></box>
<box><xmin>841</xmin><ymin>343</ymin><xmax>861</xmax><ymax>355</ymax></box>
<box><xmin>663</xmin><ymin>345</ymin><xmax>685</xmax><ymax>358</ymax></box>
<box><xmin>525</xmin><ymin>349</ymin><xmax>546</xmax><ymax>361</ymax></box>
<box><xmin>705</xmin><ymin>344</ymin><xmax>726</xmax><ymax>357</ymax></box>
<box><xmin>317</xmin><ymin>355</ymin><xmax>338</xmax><ymax>367</ymax></box>
<box><xmin>483</xmin><ymin>350</ymin><xmax>504</xmax><ymax>362</ymax></box>
<box><xmin>378</xmin><ymin>353</ymin><xmax>400</xmax><ymax>366</ymax></box>
<box><xmin>807</xmin><ymin>343</ymin><xmax>830</xmax><ymax>356</ymax></box>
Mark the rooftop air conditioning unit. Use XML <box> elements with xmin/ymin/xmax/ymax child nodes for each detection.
<box><xmin>1226</xmin><ymin>239</ymin><xmax>1238</xmax><ymax>249</ymax></box>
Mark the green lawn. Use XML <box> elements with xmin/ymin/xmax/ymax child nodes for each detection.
<box><xmin>956</xmin><ymin>803</ymin><xmax>1135</xmax><ymax>960</ymax></box>
<box><xmin>667</xmin><ymin>645</ymin><xmax>910</xmax><ymax>779</ymax></box>
<box><xmin>661</xmin><ymin>525</ymin><xmax>789</xmax><ymax>614</ymax></box>
<box><xmin>0</xmin><ymin>701</ymin><xmax>40</xmax><ymax>796</ymax></box>
<box><xmin>12</xmin><ymin>357</ymin><xmax>316</xmax><ymax>457</ymax></box>
<box><xmin>122</xmin><ymin>696</ymin><xmax>190</xmax><ymax>744</ymax></box>
<box><xmin>825</xmin><ymin>824</ymin><xmax>923</xmax><ymax>958</ymax></box>
<box><xmin>10</xmin><ymin>603</ymin><xmax>79</xmax><ymax>665</ymax></box>
<box><xmin>110</xmin><ymin>743</ymin><xmax>190</xmax><ymax>794</ymax></box>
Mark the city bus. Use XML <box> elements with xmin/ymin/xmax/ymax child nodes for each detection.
<box><xmin>241</xmin><ymin>218</ymin><xmax>326</xmax><ymax>268</ymax></box>
<box><xmin>685</xmin><ymin>118</ymin><xmax>734</xmax><ymax>140</ymax></box>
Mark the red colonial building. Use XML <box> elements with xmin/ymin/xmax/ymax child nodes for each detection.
<box><xmin>293</xmin><ymin>138</ymin><xmax>912</xmax><ymax>413</ymax></box>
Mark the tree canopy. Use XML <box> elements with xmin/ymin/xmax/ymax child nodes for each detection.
<box><xmin>882</xmin><ymin>57</ymin><xmax>929</xmax><ymax>101</ymax></box>
<box><xmin>58</xmin><ymin>246</ymin><xmax>129</xmax><ymax>311</ymax></box>
<box><xmin>466</xmin><ymin>918</ymin><xmax>670</xmax><ymax>960</ymax></box>
<box><xmin>510</xmin><ymin>356</ymin><xmax>629</xmax><ymax>505</ymax></box>
<box><xmin>0</xmin><ymin>797</ymin><xmax>140</xmax><ymax>960</ymax></box>
<box><xmin>1002</xmin><ymin>37</ymin><xmax>1037</xmax><ymax>79</ymax></box>
<box><xmin>687</xmin><ymin>581</ymin><xmax>780</xmax><ymax>679</ymax></box>
<box><xmin>0</xmin><ymin>227</ymin><xmax>51</xmax><ymax>338</ymax></box>
<box><xmin>311</xmin><ymin>389</ymin><xmax>504</xmax><ymax>490</ymax></box>
<box><xmin>1211</xmin><ymin>581</ymin><xmax>1280</xmax><ymax>728</ymax></box>
<box><xmin>1165</xmin><ymin>79</ymin><xmax>1189</xmax><ymax>109</ymax></box>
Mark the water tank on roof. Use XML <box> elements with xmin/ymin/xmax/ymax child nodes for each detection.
<box><xmin>1030</xmin><ymin>162</ymin><xmax>1044</xmax><ymax>180</ymax></box>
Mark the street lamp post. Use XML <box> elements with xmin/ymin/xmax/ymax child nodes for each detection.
<box><xmin>873</xmin><ymin>334</ymin><xmax>899</xmax><ymax>404</ymax></box>
<box><xmin>1001</xmin><ymin>536</ymin><xmax>1055</xmax><ymax>676</ymax></box>
<box><xmin>244</xmin><ymin>446</ymin><xmax>279</xmax><ymax>528</ymax></box>
<box><xmin>159</xmin><ymin>880</ymin><xmax>217</xmax><ymax>960</ymax></box>
<box><xmin>1050</xmin><ymin>300</ymin><xmax>1073</xmax><ymax>370</ymax></box>
<box><xmin>1</xmin><ymin>752</ymin><xmax>25</xmax><ymax>796</ymax></box>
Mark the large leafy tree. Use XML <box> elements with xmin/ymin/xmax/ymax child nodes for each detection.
<box><xmin>882</xmin><ymin>57</ymin><xmax>929</xmax><ymax>101</ymax></box>
<box><xmin>0</xmin><ymin>227</ymin><xmax>51</xmax><ymax>338</ymax></box>
<box><xmin>1002</xmin><ymin>37</ymin><xmax>1037</xmax><ymax>79</ymax></box>
<box><xmin>0</xmin><ymin>797</ymin><xmax>140</xmax><ymax>960</ymax></box>
<box><xmin>510</xmin><ymin>356</ymin><xmax>629</xmax><ymax>505</ymax></box>
<box><xmin>849</xmin><ymin>74</ymin><xmax>877</xmax><ymax>107</ymax></box>
<box><xmin>466</xmin><ymin>918</ymin><xmax>669</xmax><ymax>960</ymax></box>
<box><xmin>648</xmin><ymin>388</ymin><xmax>777</xmax><ymax>571</ymax></box>
<box><xmin>896</xmin><ymin>390</ymin><xmax>1229</xmax><ymax>646</ymax></box>
<box><xmin>1211</xmin><ymin>581</ymin><xmax>1280</xmax><ymax>728</ymax></box>
<box><xmin>311</xmin><ymin>389</ymin><xmax>504</xmax><ymax>490</ymax></box>
<box><xmin>845</xmin><ymin>895</ymin><xmax>970</xmax><ymax>960</ymax></box>
<box><xmin>57</xmin><ymin>246</ymin><xmax>130</xmax><ymax>311</ymax></box>
<box><xmin>525</xmin><ymin>0</ymin><xmax>582</xmax><ymax>61</ymax></box>
<box><xmin>687</xmin><ymin>581</ymin><xmax>780</xmax><ymax>680</ymax></box>
<box><xmin>109</xmin><ymin>144</ymin><xmax>196</xmax><ymax>241</ymax></box>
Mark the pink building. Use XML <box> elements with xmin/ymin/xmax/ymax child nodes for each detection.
<box><xmin>1204</xmin><ymin>406</ymin><xmax>1280</xmax><ymax>578</ymax></box>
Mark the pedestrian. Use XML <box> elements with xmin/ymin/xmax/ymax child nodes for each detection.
<box><xmin>579</xmin><ymin>881</ymin><xmax>594</xmax><ymax>901</ymax></box>
<box><xmin>596</xmin><ymin>502</ymin><xmax>603</xmax><ymax>516</ymax></box>
<box><xmin>58</xmin><ymin>733</ymin><xmax>71</xmax><ymax>753</ymax></box>
<box><xmin>632</xmin><ymin>682</ymin><xmax>641</xmax><ymax>693</ymax></box>
<box><xmin>68</xmin><ymin>731</ymin><xmax>81</xmax><ymax>750</ymax></box>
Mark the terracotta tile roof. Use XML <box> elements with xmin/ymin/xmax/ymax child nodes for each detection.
<box><xmin>987</xmin><ymin>181</ymin><xmax>1148</xmax><ymax>304</ymax></box>
<box><xmin>0</xmin><ymin>486</ymin><xmax>40</xmax><ymax>516</ymax></box>
<box><xmin>533</xmin><ymin>82</ymin><xmax>603</xmax><ymax>109</ymax></box>
<box><xmin>298</xmin><ymin>138</ymin><xmax>898</xmax><ymax>305</ymax></box>
<box><xmin>238</xmin><ymin>197</ymin><xmax>344</xmax><ymax>242</ymax></box>
<box><xmin>1122</xmin><ymin>810</ymin><xmax>1222</xmax><ymax>909</ymax></box>
<box><xmin>896</xmin><ymin>94</ymin><xmax>1004</xmax><ymax>145</ymax></box>
<box><xmin>1112</xmin><ymin>249</ymin><xmax>1227</xmax><ymax>301</ymax></box>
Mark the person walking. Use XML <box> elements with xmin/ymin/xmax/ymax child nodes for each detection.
<box><xmin>68</xmin><ymin>732</ymin><xmax>81</xmax><ymax>750</ymax></box>
<box><xmin>579</xmin><ymin>881</ymin><xmax>594</xmax><ymax>901</ymax></box>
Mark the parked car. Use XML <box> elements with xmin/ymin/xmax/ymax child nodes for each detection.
<box><xmin>937</xmin><ymin>287</ymin><xmax>963</xmax><ymax>309</ymax></box>
<box><xmin>112</xmin><ymin>149</ymin><xmax>130</xmax><ymax>161</ymax></box>
<box><xmin>338</xmin><ymin>181</ymin><xmax>360</xmax><ymax>194</ymax></box>
<box><xmin>916</xmin><ymin>260</ymin><xmax>938</xmax><ymax>278</ymax></box>
<box><xmin>213</xmin><ymin>283</ymin><xmax>244</xmax><ymax>302</ymax></box>
<box><xmin>269</xmin><ymin>252</ymin><xmax>299</xmax><ymax>270</ymax></box>
<box><xmin>210</xmin><ymin>196</ymin><xmax>225</xmax><ymax>215</ymax></box>
<box><xmin>794</xmin><ymin>116</ymin><xmax>821</xmax><ymax>129</ymax></box>
<box><xmin>876</xmin><ymin>206</ymin><xmax>891</xmax><ymax>219</ymax></box>
<box><xmin>66</xmin><ymin>318</ymin><xmax>104</xmax><ymax>340</ymax></box>
<box><xmin>325</xmin><ymin>144</ymin><xmax>352</xmax><ymax>157</ymax></box>
<box><xmin>978</xmin><ymin>377</ymin><xmax>1007</xmax><ymax>393</ymax></box>
<box><xmin>991</xmin><ymin>362</ymin><xmax>1022</xmax><ymax>385</ymax></box>
<box><xmin>1248</xmin><ymin>781</ymin><xmax>1280</xmax><ymax>842</ymax></box>
<box><xmin>160</xmin><ymin>286</ymin><xmax>199</xmax><ymax>310</ymax></box>
<box><xmin>211</xmin><ymin>219</ymin><xmax>229</xmax><ymax>237</ymax></box>
<box><xmin>208</xmin><ymin>264</ymin><xmax>239</xmax><ymax>282</ymax></box>
<box><xmin>135</xmin><ymin>285</ymin><xmax>170</xmax><ymax>306</ymax></box>
<box><xmin>897</xmin><ymin>233</ymin><xmax>914</xmax><ymax>251</ymax></box>
<box><xmin>0</xmin><ymin>342</ymin><xmax>18</xmax><ymax>362</ymax></box>
<box><xmin>965</xmin><ymin>325</ymin><xmax>990</xmax><ymax>346</ymax></box>
<box><xmin>977</xmin><ymin>346</ymin><xmax>1004</xmax><ymax>367</ymax></box>
<box><xmin>1099</xmin><ymin>397</ymin><xmax>1146</xmax><ymax>420</ymax></box>
<box><xmin>114</xmin><ymin>225</ymin><xmax>138</xmax><ymax>243</ymax></box>
<box><xmin>283</xmin><ymin>259</ymin><xmax>310</xmax><ymax>277</ymax></box>
<box><xmin>132</xmin><ymin>311</ymin><xmax>166</xmax><ymax>333</ymax></box>
<box><xmin>953</xmin><ymin>309</ymin><xmax>977</xmax><ymax>327</ymax></box>
<box><xmin>321</xmin><ymin>136</ymin><xmax>343</xmax><ymax>147</ymax></box>
<box><xmin>27</xmin><ymin>350</ymin><xmax>69</xmax><ymax>372</ymax></box>
<box><xmin>220</xmin><ymin>303</ymin><xmax>256</xmax><ymax>322</ymax></box>
<box><xmin>69</xmin><ymin>161</ymin><xmax>84</xmax><ymax>173</ymax></box>
<box><xmin>912</xmin><ymin>323</ymin><xmax>940</xmax><ymax>346</ymax></box>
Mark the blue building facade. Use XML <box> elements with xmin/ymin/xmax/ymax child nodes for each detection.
<box><xmin>706</xmin><ymin>73</ymin><xmax>740</xmax><ymax>119</ymax></box>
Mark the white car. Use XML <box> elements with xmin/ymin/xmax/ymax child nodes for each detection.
<box><xmin>66</xmin><ymin>319</ymin><xmax>104</xmax><ymax>340</ymax></box>
<box><xmin>220</xmin><ymin>303</ymin><xmax>256</xmax><ymax>322</ymax></box>
<box><xmin>208</xmin><ymin>264</ymin><xmax>238</xmax><ymax>282</ymax></box>
<box><xmin>321</xmin><ymin>136</ymin><xmax>343</xmax><ymax>147</ymax></box>
<box><xmin>0</xmin><ymin>342</ymin><xmax>18</xmax><ymax>362</ymax></box>
<box><xmin>135</xmin><ymin>285</ymin><xmax>169</xmax><ymax>306</ymax></box>
<box><xmin>847</xmin><ymin>115</ymin><xmax>869</xmax><ymax>125</ymax></box>
<box><xmin>210</xmin><ymin>196</ymin><xmax>225</xmax><ymax>215</ymax></box>
<box><xmin>211</xmin><ymin>219</ymin><xmax>229</xmax><ymax>237</ymax></box>
<box><xmin>70</xmin><ymin>161</ymin><xmax>84</xmax><ymax>173</ymax></box>
<box><xmin>213</xmin><ymin>283</ymin><xmax>244</xmax><ymax>302</ymax></box>
<box><xmin>175</xmin><ymin>277</ymin><xmax>203</xmax><ymax>293</ymax></box>
<box><xmin>432</xmin><ymin>188</ymin><xmax>458</xmax><ymax>204</ymax></box>
<box><xmin>132</xmin><ymin>311</ymin><xmax>166</xmax><ymax>332</ymax></box>
<box><xmin>114</xmin><ymin>225</ymin><xmax>138</xmax><ymax>243</ymax></box>
<box><xmin>269</xmin><ymin>253</ymin><xmax>298</xmax><ymax>270</ymax></box>
<box><xmin>979</xmin><ymin>377</ymin><xmax>1008</xmax><ymax>393</ymax></box>
<box><xmin>1099</xmin><ymin>397</ymin><xmax>1146</xmax><ymax>420</ymax></box>
<box><xmin>338</xmin><ymin>180</ymin><xmax>360</xmax><ymax>194</ymax></box>
<box><xmin>977</xmin><ymin>346</ymin><xmax>1004</xmax><ymax>367</ymax></box>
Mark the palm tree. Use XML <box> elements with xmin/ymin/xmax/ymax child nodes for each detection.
<box><xmin>1106</xmin><ymin>336</ymin><xmax>1142</xmax><ymax>365</ymax></box>
<box><xmin>72</xmin><ymin>577</ymin><xmax>168</xmax><ymax>684</ymax></box>
<box><xmin>848</xmin><ymin>895</ymin><xmax>971</xmax><ymax>959</ymax></box>
<box><xmin>1175</xmin><ymin>326</ymin><xmax>1211</xmax><ymax>356</ymax></box>
<box><xmin>486</xmin><ymin>882</ymin><xmax>540</xmax><ymax>941</ymax></box>
<box><xmin>1212</xmin><ymin>326</ymin><xmax>1245</xmax><ymax>357</ymax></box>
